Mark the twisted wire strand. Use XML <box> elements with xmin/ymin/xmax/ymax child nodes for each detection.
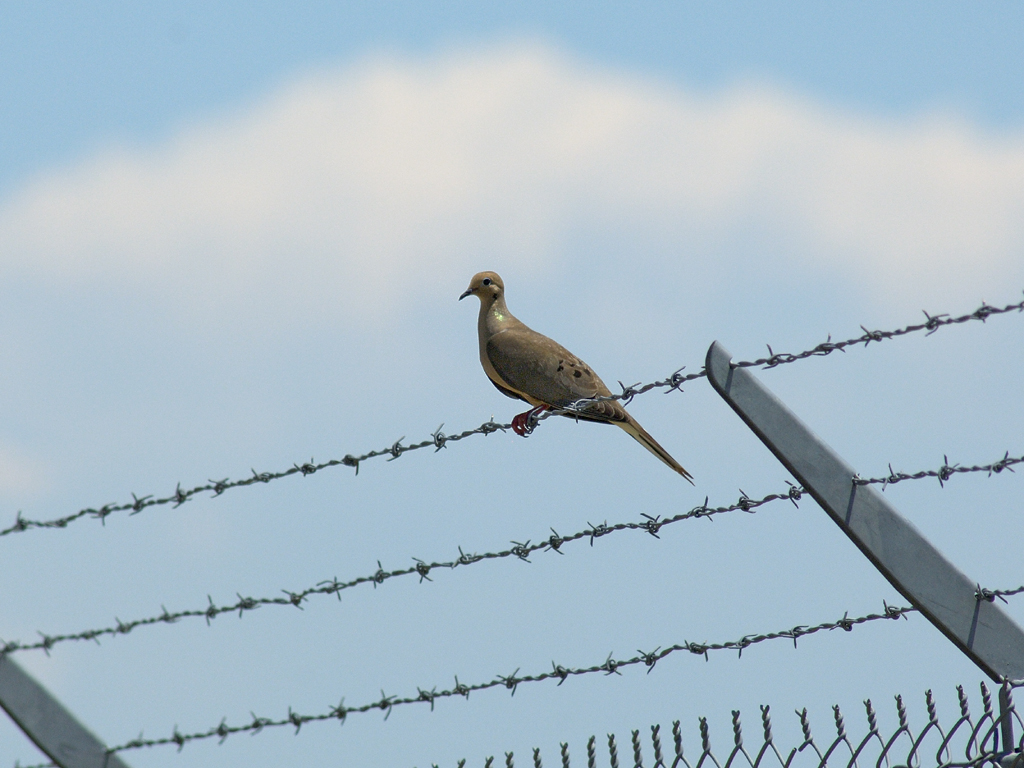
<box><xmin>0</xmin><ymin>486</ymin><xmax>803</xmax><ymax>658</ymax></box>
<box><xmin>4</xmin><ymin>441</ymin><xmax>1021</xmax><ymax>659</ymax></box>
<box><xmin>975</xmin><ymin>584</ymin><xmax>1024</xmax><ymax>603</ymax></box>
<box><xmin>3</xmin><ymin>295</ymin><xmax>1020</xmax><ymax>541</ymax></box>
<box><xmin>104</xmin><ymin>602</ymin><xmax>920</xmax><ymax>755</ymax></box>
<box><xmin>0</xmin><ymin>420</ymin><xmax>510</xmax><ymax>539</ymax></box>
<box><xmin>854</xmin><ymin>451</ymin><xmax>1022</xmax><ymax>489</ymax></box>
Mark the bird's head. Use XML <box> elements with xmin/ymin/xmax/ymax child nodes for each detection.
<box><xmin>459</xmin><ymin>272</ymin><xmax>504</xmax><ymax>303</ymax></box>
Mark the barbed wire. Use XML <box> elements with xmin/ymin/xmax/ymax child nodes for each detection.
<box><xmin>855</xmin><ymin>451</ymin><xmax>1022</xmax><ymax>490</ymax></box>
<box><xmin>976</xmin><ymin>584</ymin><xmax>1024</xmax><ymax>604</ymax></box>
<box><xmin>0</xmin><ymin>421</ymin><xmax>512</xmax><ymax>539</ymax></box>
<box><xmin>732</xmin><ymin>295</ymin><xmax>1024</xmax><ymax>368</ymax></box>
<box><xmin>3</xmin><ymin>295</ymin><xmax>1019</xmax><ymax>542</ymax></box>
<box><xmin>0</xmin><ymin>485</ymin><xmax>804</xmax><ymax>658</ymax></box>
<box><xmin>5</xmin><ymin>441</ymin><xmax>1021</xmax><ymax>660</ymax></box>
<box><xmin>102</xmin><ymin>602</ymin><xmax>919</xmax><ymax>756</ymax></box>
<box><xmin>561</xmin><ymin>294</ymin><xmax>1024</xmax><ymax>410</ymax></box>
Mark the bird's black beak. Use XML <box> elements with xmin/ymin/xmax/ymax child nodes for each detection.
<box><xmin>459</xmin><ymin>288</ymin><xmax>473</xmax><ymax>301</ymax></box>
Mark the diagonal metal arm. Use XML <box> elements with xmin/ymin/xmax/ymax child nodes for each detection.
<box><xmin>705</xmin><ymin>341</ymin><xmax>1024</xmax><ymax>683</ymax></box>
<box><xmin>0</xmin><ymin>655</ymin><xmax>131</xmax><ymax>768</ymax></box>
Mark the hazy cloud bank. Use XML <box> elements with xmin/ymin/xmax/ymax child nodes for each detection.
<box><xmin>2</xmin><ymin>43</ymin><xmax>1021</xmax><ymax>324</ymax></box>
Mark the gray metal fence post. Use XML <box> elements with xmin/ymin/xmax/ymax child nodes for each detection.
<box><xmin>0</xmin><ymin>654</ymin><xmax>131</xmax><ymax>768</ymax></box>
<box><xmin>705</xmin><ymin>341</ymin><xmax>1024</xmax><ymax>684</ymax></box>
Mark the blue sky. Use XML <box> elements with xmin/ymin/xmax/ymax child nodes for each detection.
<box><xmin>3</xmin><ymin>2</ymin><xmax>1024</xmax><ymax>197</ymax></box>
<box><xmin>1</xmin><ymin>4</ymin><xmax>1023</xmax><ymax>767</ymax></box>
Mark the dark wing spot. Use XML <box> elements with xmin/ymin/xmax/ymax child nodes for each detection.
<box><xmin>573</xmin><ymin>369</ymin><xmax>582</xmax><ymax>378</ymax></box>
<box><xmin>556</xmin><ymin>365</ymin><xmax>564</xmax><ymax>372</ymax></box>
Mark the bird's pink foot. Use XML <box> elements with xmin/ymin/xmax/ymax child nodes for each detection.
<box><xmin>511</xmin><ymin>405</ymin><xmax>550</xmax><ymax>437</ymax></box>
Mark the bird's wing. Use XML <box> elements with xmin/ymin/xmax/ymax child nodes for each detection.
<box><xmin>488</xmin><ymin>375</ymin><xmax>525</xmax><ymax>401</ymax></box>
<box><xmin>485</xmin><ymin>328</ymin><xmax>626</xmax><ymax>421</ymax></box>
<box><xmin>487</xmin><ymin>327</ymin><xmax>693</xmax><ymax>481</ymax></box>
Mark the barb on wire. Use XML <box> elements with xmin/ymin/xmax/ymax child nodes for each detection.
<box><xmin>104</xmin><ymin>602</ymin><xmax>918</xmax><ymax>755</ymax></box>
<box><xmin>975</xmin><ymin>584</ymin><xmax>1024</xmax><ymax>604</ymax></box>
<box><xmin>0</xmin><ymin>486</ymin><xmax>804</xmax><ymax>658</ymax></box>
<box><xmin>3</xmin><ymin>294</ymin><xmax>1021</xmax><ymax>541</ymax></box>
<box><xmin>855</xmin><ymin>450</ymin><xmax>1022</xmax><ymax>490</ymax></box>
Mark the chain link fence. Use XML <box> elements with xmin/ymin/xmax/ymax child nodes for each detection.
<box><xmin>437</xmin><ymin>683</ymin><xmax>1024</xmax><ymax>768</ymax></box>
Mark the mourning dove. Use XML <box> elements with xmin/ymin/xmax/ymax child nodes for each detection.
<box><xmin>460</xmin><ymin>271</ymin><xmax>693</xmax><ymax>482</ymax></box>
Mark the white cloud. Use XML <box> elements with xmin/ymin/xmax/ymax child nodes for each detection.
<box><xmin>1</xmin><ymin>42</ymin><xmax>1022</xmax><ymax>322</ymax></box>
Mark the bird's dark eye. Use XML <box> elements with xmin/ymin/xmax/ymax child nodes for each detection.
<box><xmin>482</xmin><ymin>278</ymin><xmax>492</xmax><ymax>286</ymax></box>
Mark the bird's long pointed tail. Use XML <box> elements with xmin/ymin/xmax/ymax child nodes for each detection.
<box><xmin>617</xmin><ymin>418</ymin><xmax>694</xmax><ymax>483</ymax></box>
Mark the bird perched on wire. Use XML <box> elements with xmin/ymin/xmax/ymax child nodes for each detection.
<box><xmin>460</xmin><ymin>271</ymin><xmax>693</xmax><ymax>482</ymax></box>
